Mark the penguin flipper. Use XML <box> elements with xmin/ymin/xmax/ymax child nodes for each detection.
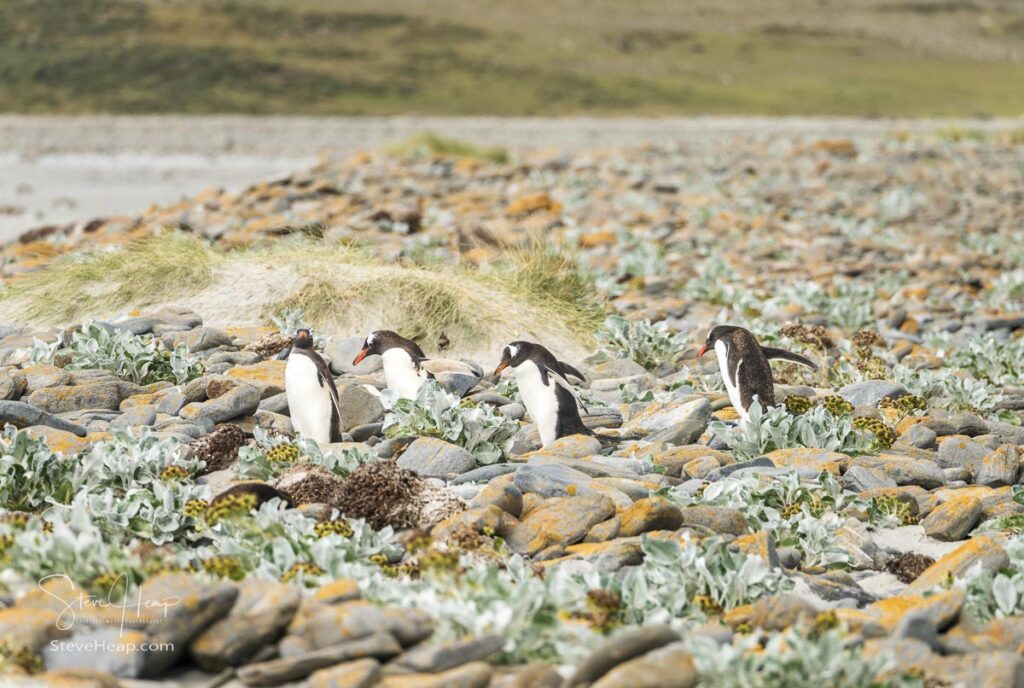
<box><xmin>557</xmin><ymin>360</ymin><xmax>587</xmax><ymax>382</ymax></box>
<box><xmin>312</xmin><ymin>359</ymin><xmax>344</xmax><ymax>442</ymax></box>
<box><xmin>550</xmin><ymin>369</ymin><xmax>589</xmax><ymax>414</ymax></box>
<box><xmin>761</xmin><ymin>346</ymin><xmax>818</xmax><ymax>370</ymax></box>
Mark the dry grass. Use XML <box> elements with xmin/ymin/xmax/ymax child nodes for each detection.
<box><xmin>0</xmin><ymin>233</ymin><xmax>604</xmax><ymax>357</ymax></box>
<box><xmin>1</xmin><ymin>232</ymin><xmax>218</xmax><ymax>322</ymax></box>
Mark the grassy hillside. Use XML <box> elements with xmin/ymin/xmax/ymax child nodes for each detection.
<box><xmin>1</xmin><ymin>0</ymin><xmax>1023</xmax><ymax>116</ymax></box>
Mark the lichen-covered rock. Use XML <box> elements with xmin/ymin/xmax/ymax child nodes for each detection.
<box><xmin>905</xmin><ymin>535</ymin><xmax>1009</xmax><ymax>595</ymax></box>
<box><xmin>238</xmin><ymin>631</ymin><xmax>403</xmax><ymax>686</ymax></box>
<box><xmin>922</xmin><ymin>494</ymin><xmax>982</xmax><ymax>541</ymax></box>
<box><xmin>765</xmin><ymin>448</ymin><xmax>847</xmax><ymax>474</ymax></box>
<box><xmin>617</xmin><ymin>497</ymin><xmax>683</xmax><ymax>537</ymax></box>
<box><xmin>189</xmin><ymin>580</ymin><xmax>301</xmax><ymax>671</ymax></box>
<box><xmin>677</xmin><ymin>505</ymin><xmax>749</xmax><ymax>536</ymax></box>
<box><xmin>506</xmin><ymin>495</ymin><xmax>616</xmax><ymax>555</ymax></box>
<box><xmin>591</xmin><ymin>641</ymin><xmax>696</xmax><ymax>688</ymax></box>
<box><xmin>565</xmin><ymin>625</ymin><xmax>679</xmax><ymax>687</ymax></box>
<box><xmin>183</xmin><ymin>383</ymin><xmax>260</xmax><ymax>425</ymax></box>
<box><xmin>27</xmin><ymin>381</ymin><xmax>141</xmax><ymax>413</ymax></box>
<box><xmin>975</xmin><ymin>446</ymin><xmax>1019</xmax><ymax>486</ymax></box>
<box><xmin>849</xmin><ymin>454</ymin><xmax>945</xmax><ymax>489</ymax></box>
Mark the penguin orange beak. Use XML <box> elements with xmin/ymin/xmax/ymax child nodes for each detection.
<box><xmin>697</xmin><ymin>343</ymin><xmax>710</xmax><ymax>358</ymax></box>
<box><xmin>352</xmin><ymin>348</ymin><xmax>370</xmax><ymax>366</ymax></box>
<box><xmin>493</xmin><ymin>361</ymin><xmax>509</xmax><ymax>376</ymax></box>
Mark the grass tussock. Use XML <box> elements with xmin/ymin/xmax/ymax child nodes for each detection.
<box><xmin>388</xmin><ymin>131</ymin><xmax>509</xmax><ymax>164</ymax></box>
<box><xmin>2</xmin><ymin>232</ymin><xmax>217</xmax><ymax>323</ymax></box>
<box><xmin>485</xmin><ymin>241</ymin><xmax>607</xmax><ymax>338</ymax></box>
<box><xmin>3</xmin><ymin>233</ymin><xmax>603</xmax><ymax>355</ymax></box>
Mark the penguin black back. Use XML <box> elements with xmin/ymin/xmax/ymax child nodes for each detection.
<box><xmin>698</xmin><ymin>325</ymin><xmax>817</xmax><ymax>414</ymax></box>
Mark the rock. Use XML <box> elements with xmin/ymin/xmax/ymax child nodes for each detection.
<box><xmin>976</xmin><ymin>446</ymin><xmax>1019</xmax><ymax>486</ymax></box>
<box><xmin>450</xmin><ymin>464</ymin><xmax>517</xmax><ymax>485</ymax></box>
<box><xmin>901</xmin><ymin>424</ymin><xmax>937</xmax><ymax>450</ymax></box>
<box><xmin>377</xmin><ymin>662</ymin><xmax>493</xmax><ymax>688</ymax></box>
<box><xmin>937</xmin><ymin>435</ymin><xmax>990</xmax><ymax>472</ymax></box>
<box><xmin>838</xmin><ymin>381</ymin><xmax>908</xmax><ymax>407</ymax></box>
<box><xmin>617</xmin><ymin>498</ymin><xmax>684</xmax><ymax>537</ymax></box>
<box><xmin>237</xmin><ymin>631</ymin><xmax>402</xmax><ymax>686</ymax></box>
<box><xmin>349</xmin><ymin>422</ymin><xmax>382</xmax><ymax>442</ymax></box>
<box><xmin>397</xmin><ymin>437</ymin><xmax>477</xmax><ymax>478</ymax></box>
<box><xmin>585</xmin><ymin>517</ymin><xmax>621</xmax><ymax>542</ymax></box>
<box><xmin>431</xmin><ymin>505</ymin><xmax>517</xmax><ymax>541</ymax></box>
<box><xmin>498</xmin><ymin>403</ymin><xmax>525</xmax><ymax>420</ymax></box>
<box><xmin>0</xmin><ymin>400</ymin><xmax>87</xmax><ymax>436</ymax></box>
<box><xmin>178</xmin><ymin>326</ymin><xmax>232</xmax><ymax>352</ymax></box>
<box><xmin>223</xmin><ymin>360</ymin><xmax>287</xmax><ymax>398</ymax></box>
<box><xmin>326</xmin><ymin>337</ymin><xmax>382</xmax><ymax>375</ymax></box>
<box><xmin>546</xmin><ymin>434</ymin><xmax>603</xmax><ymax>457</ymax></box>
<box><xmin>682</xmin><ymin>455</ymin><xmax>719</xmax><ymax>479</ymax></box>
<box><xmin>905</xmin><ymin>535</ymin><xmax>1009</xmax><ymax>595</ymax></box>
<box><xmin>20</xmin><ymin>364</ymin><xmax>72</xmax><ymax>392</ymax></box>
<box><xmin>849</xmin><ymin>455</ymin><xmax>945</xmax><ymax>489</ymax></box>
<box><xmin>435</xmin><ymin>370</ymin><xmax>483</xmax><ymax>398</ymax></box>
<box><xmin>109</xmin><ymin>404</ymin><xmax>156</xmax><ymax>431</ymax></box>
<box><xmin>590</xmin><ymin>641</ymin><xmax>696</xmax><ymax>688</ymax></box>
<box><xmin>620</xmin><ymin>398</ymin><xmax>711</xmax><ymax>437</ymax></box>
<box><xmin>0</xmin><ymin>371</ymin><xmax>26</xmax><ymax>400</ymax></box>
<box><xmin>885</xmin><ymin>649</ymin><xmax>1024</xmax><ymax>688</ymax></box>
<box><xmin>24</xmin><ymin>426</ymin><xmax>99</xmax><ymax>454</ymax></box>
<box><xmin>130</xmin><ymin>573</ymin><xmax>240</xmax><ymax>676</ymax></box>
<box><xmin>566</xmin><ymin>625</ymin><xmax>679</xmax><ymax>687</ymax></box>
<box><xmin>186</xmin><ymin>384</ymin><xmax>260</xmax><ymax>425</ymax></box>
<box><xmin>392</xmin><ymin>634</ymin><xmax>503</xmax><ymax>673</ymax></box>
<box><xmin>921</xmin><ymin>494</ymin><xmax>982</xmax><ymax>541</ymax></box>
<box><xmin>307</xmin><ymin>658</ymin><xmax>381</xmax><ymax>688</ymax></box>
<box><xmin>705</xmin><ymin>457</ymin><xmax>774</xmax><ymax>481</ymax></box>
<box><xmin>258</xmin><ymin>391</ymin><xmax>289</xmax><ymax>415</ymax></box>
<box><xmin>513</xmin><ymin>463</ymin><xmax>594</xmax><ymax>498</ymax></box>
<box><xmin>470</xmin><ymin>479</ymin><xmax>523</xmax><ymax>518</ymax></box>
<box><xmin>0</xmin><ymin>606</ymin><xmax>71</xmax><ymax>652</ymax></box>
<box><xmin>765</xmin><ymin>448</ymin><xmax>846</xmax><ymax>474</ymax></box>
<box><xmin>282</xmin><ymin>601</ymin><xmax>433</xmax><ymax>655</ymax></box>
<box><xmin>489</xmin><ymin>663</ymin><xmax>562</xmax><ymax>688</ymax></box>
<box><xmin>156</xmin><ymin>391</ymin><xmax>188</xmax><ymax>415</ymax></box>
<box><xmin>189</xmin><ymin>580</ymin><xmax>301</xmax><ymax>671</ymax></box>
<box><xmin>844</xmin><ymin>464</ymin><xmax>897</xmax><ymax>492</ymax></box>
<box><xmin>27</xmin><ymin>381</ymin><xmax>140</xmax><ymax>414</ymax></box>
<box><xmin>723</xmin><ymin>594</ymin><xmax>821</xmax><ymax>631</ymax></box>
<box><xmin>42</xmin><ymin>627</ymin><xmax>148</xmax><ymax>677</ymax></box>
<box><xmin>336</xmin><ymin>383</ymin><xmax>385</xmax><ymax>431</ymax></box>
<box><xmin>506</xmin><ymin>495</ymin><xmax>615</xmax><ymax>555</ymax></box>
<box><xmin>677</xmin><ymin>505</ymin><xmax>748</xmax><ymax>535</ymax></box>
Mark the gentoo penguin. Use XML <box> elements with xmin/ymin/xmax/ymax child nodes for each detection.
<box><xmin>352</xmin><ymin>330</ymin><xmax>481</xmax><ymax>400</ymax></box>
<box><xmin>697</xmin><ymin>325</ymin><xmax>817</xmax><ymax>419</ymax></box>
<box><xmin>493</xmin><ymin>341</ymin><xmax>591</xmax><ymax>448</ymax></box>
<box><xmin>285</xmin><ymin>329</ymin><xmax>342</xmax><ymax>443</ymax></box>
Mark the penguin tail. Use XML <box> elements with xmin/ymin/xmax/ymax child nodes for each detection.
<box><xmin>761</xmin><ymin>346</ymin><xmax>818</xmax><ymax>370</ymax></box>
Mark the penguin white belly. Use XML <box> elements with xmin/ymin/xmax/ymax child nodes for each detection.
<box><xmin>286</xmin><ymin>355</ymin><xmax>333</xmax><ymax>443</ymax></box>
<box><xmin>382</xmin><ymin>349</ymin><xmax>427</xmax><ymax>399</ymax></box>
<box><xmin>715</xmin><ymin>340</ymin><xmax>748</xmax><ymax>420</ymax></box>
<box><xmin>514</xmin><ymin>360</ymin><xmax>558</xmax><ymax>448</ymax></box>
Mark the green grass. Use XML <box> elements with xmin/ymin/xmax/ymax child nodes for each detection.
<box><xmin>1</xmin><ymin>232</ymin><xmax>218</xmax><ymax>322</ymax></box>
<box><xmin>1</xmin><ymin>0</ymin><xmax>1023</xmax><ymax>116</ymax></box>
<box><xmin>389</xmin><ymin>132</ymin><xmax>509</xmax><ymax>164</ymax></box>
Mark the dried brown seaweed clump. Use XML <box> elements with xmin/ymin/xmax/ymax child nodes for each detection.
<box><xmin>192</xmin><ymin>425</ymin><xmax>250</xmax><ymax>474</ymax></box>
<box><xmin>275</xmin><ymin>464</ymin><xmax>346</xmax><ymax>507</ymax></box>
<box><xmin>885</xmin><ymin>552</ymin><xmax>935</xmax><ymax>584</ymax></box>
<box><xmin>334</xmin><ymin>460</ymin><xmax>463</xmax><ymax>531</ymax></box>
<box><xmin>244</xmin><ymin>333</ymin><xmax>293</xmax><ymax>359</ymax></box>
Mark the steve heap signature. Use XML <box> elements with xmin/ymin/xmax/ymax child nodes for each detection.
<box><xmin>39</xmin><ymin>573</ymin><xmax>182</xmax><ymax>632</ymax></box>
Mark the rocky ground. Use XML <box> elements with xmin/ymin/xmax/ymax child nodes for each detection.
<box><xmin>0</xmin><ymin>127</ymin><xmax>1023</xmax><ymax>687</ymax></box>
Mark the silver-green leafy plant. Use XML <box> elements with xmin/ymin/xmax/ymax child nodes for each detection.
<box><xmin>944</xmin><ymin>333</ymin><xmax>1024</xmax><ymax>387</ymax></box>
<box><xmin>66</xmin><ymin>322</ymin><xmax>203</xmax><ymax>385</ymax></box>
<box><xmin>892</xmin><ymin>364</ymin><xmax>1012</xmax><ymax>421</ymax></box>
<box><xmin>710</xmin><ymin>400</ymin><xmax>868</xmax><ymax>461</ymax></box>
<box><xmin>688</xmin><ymin>627</ymin><xmax>919</xmax><ymax>688</ymax></box>
<box><xmin>773</xmin><ymin>281</ymin><xmax>875</xmax><ymax>330</ymax></box>
<box><xmin>669</xmin><ymin>471</ymin><xmax>862</xmax><ymax>568</ymax></box>
<box><xmin>381</xmin><ymin>380</ymin><xmax>518</xmax><ymax>464</ymax></box>
<box><xmin>237</xmin><ymin>427</ymin><xmax>374</xmax><ymax>480</ymax></box>
<box><xmin>596</xmin><ymin>315</ymin><xmax>690</xmax><ymax>371</ymax></box>
<box><xmin>0</xmin><ymin>425</ymin><xmax>74</xmax><ymax>510</ymax></box>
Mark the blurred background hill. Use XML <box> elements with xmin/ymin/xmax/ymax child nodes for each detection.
<box><xmin>1</xmin><ymin>0</ymin><xmax>1023</xmax><ymax>117</ymax></box>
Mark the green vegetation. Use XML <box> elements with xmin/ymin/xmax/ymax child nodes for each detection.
<box><xmin>389</xmin><ymin>132</ymin><xmax>509</xmax><ymax>164</ymax></box>
<box><xmin>1</xmin><ymin>0</ymin><xmax>1023</xmax><ymax>116</ymax></box>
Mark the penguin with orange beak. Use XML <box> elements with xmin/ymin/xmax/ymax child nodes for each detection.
<box><xmin>698</xmin><ymin>325</ymin><xmax>817</xmax><ymax>419</ymax></box>
<box><xmin>494</xmin><ymin>341</ymin><xmax>590</xmax><ymax>448</ymax></box>
<box><xmin>353</xmin><ymin>330</ymin><xmax>482</xmax><ymax>400</ymax></box>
